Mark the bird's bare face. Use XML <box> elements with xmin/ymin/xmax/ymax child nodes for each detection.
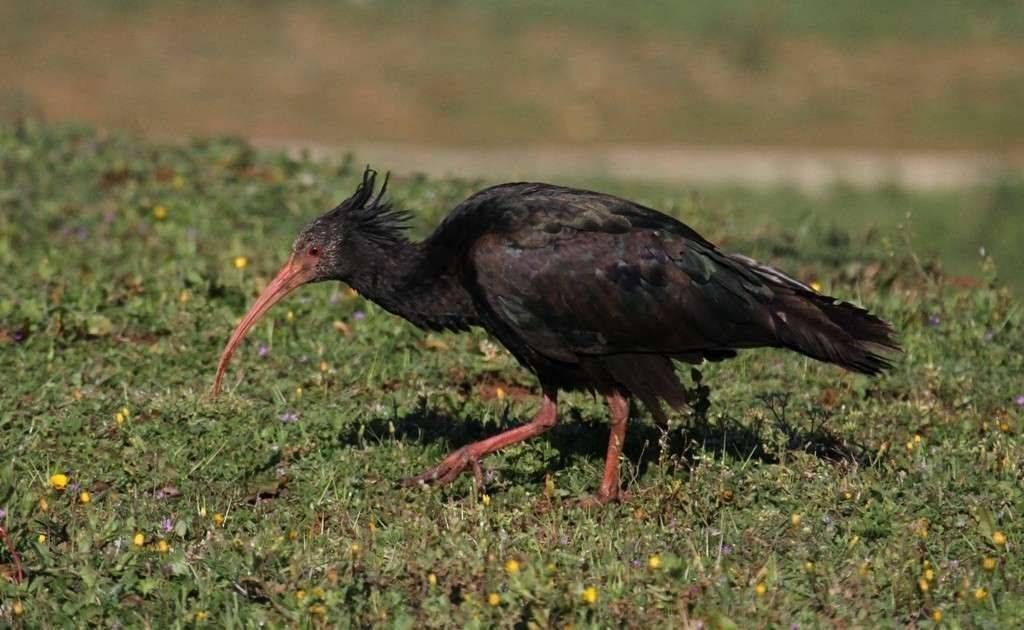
<box><xmin>290</xmin><ymin>214</ymin><xmax>348</xmax><ymax>282</ymax></box>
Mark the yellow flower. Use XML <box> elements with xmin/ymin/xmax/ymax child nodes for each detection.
<box><xmin>79</xmin><ymin>491</ymin><xmax>91</xmax><ymax>504</ymax></box>
<box><xmin>194</xmin><ymin>611</ymin><xmax>208</xmax><ymax>622</ymax></box>
<box><xmin>918</xmin><ymin>578</ymin><xmax>930</xmax><ymax>592</ymax></box>
<box><xmin>319</xmin><ymin>360</ymin><xmax>329</xmax><ymax>372</ymax></box>
<box><xmin>350</xmin><ymin>543</ymin><xmax>361</xmax><ymax>554</ymax></box>
<box><xmin>754</xmin><ymin>582</ymin><xmax>767</xmax><ymax>596</ymax></box>
<box><xmin>212</xmin><ymin>513</ymin><xmax>225</xmax><ymax>527</ymax></box>
<box><xmin>931</xmin><ymin>609</ymin><xmax>942</xmax><ymax>623</ymax></box>
<box><xmin>581</xmin><ymin>586</ymin><xmax>598</xmax><ymax>605</ymax></box>
<box><xmin>12</xmin><ymin>601</ymin><xmax>24</xmax><ymax>616</ymax></box>
<box><xmin>647</xmin><ymin>555</ymin><xmax>662</xmax><ymax>570</ymax></box>
<box><xmin>178</xmin><ymin>289</ymin><xmax>191</xmax><ymax>304</ymax></box>
<box><xmin>310</xmin><ymin>605</ymin><xmax>326</xmax><ymax>616</ymax></box>
<box><xmin>481</xmin><ymin>494</ymin><xmax>490</xmax><ymax>507</ymax></box>
<box><xmin>495</xmin><ymin>387</ymin><xmax>506</xmax><ymax>400</ymax></box>
<box><xmin>974</xmin><ymin>587</ymin><xmax>988</xmax><ymax>600</ymax></box>
<box><xmin>487</xmin><ymin>592</ymin><xmax>501</xmax><ymax>606</ymax></box>
<box><xmin>924</xmin><ymin>568</ymin><xmax>935</xmax><ymax>581</ymax></box>
<box><xmin>428</xmin><ymin>573</ymin><xmax>437</xmax><ymax>586</ymax></box>
<box><xmin>982</xmin><ymin>557</ymin><xmax>998</xmax><ymax>571</ymax></box>
<box><xmin>115</xmin><ymin>411</ymin><xmax>126</xmax><ymax>425</ymax></box>
<box><xmin>913</xmin><ymin>520</ymin><xmax>929</xmax><ymax>539</ymax></box>
<box><xmin>295</xmin><ymin>386</ymin><xmax>303</xmax><ymax>398</ymax></box>
<box><xmin>39</xmin><ymin>497</ymin><xmax>49</xmax><ymax>512</ymax></box>
<box><xmin>49</xmin><ymin>473</ymin><xmax>69</xmax><ymax>490</ymax></box>
<box><xmin>790</xmin><ymin>513</ymin><xmax>802</xmax><ymax>527</ymax></box>
<box><xmin>152</xmin><ymin>205</ymin><xmax>167</xmax><ymax>220</ymax></box>
<box><xmin>133</xmin><ymin>532</ymin><xmax>145</xmax><ymax>547</ymax></box>
<box><xmin>992</xmin><ymin>531</ymin><xmax>1007</xmax><ymax>546</ymax></box>
<box><xmin>157</xmin><ymin>540</ymin><xmax>169</xmax><ymax>553</ymax></box>
<box><xmin>286</xmin><ymin>310</ymin><xmax>295</xmax><ymax>322</ymax></box>
<box><xmin>504</xmin><ymin>559</ymin><xmax>520</xmax><ymax>575</ymax></box>
<box><xmin>804</xmin><ymin>561</ymin><xmax>815</xmax><ymax>572</ymax></box>
<box><xmin>296</xmin><ymin>590</ymin><xmax>306</xmax><ymax>601</ymax></box>
<box><xmin>37</xmin><ymin>534</ymin><xmax>47</xmax><ymax>544</ymax></box>
<box><xmin>233</xmin><ymin>256</ymin><xmax>248</xmax><ymax>269</ymax></box>
<box><xmin>288</xmin><ymin>529</ymin><xmax>299</xmax><ymax>541</ymax></box>
<box><xmin>810</xmin><ymin>281</ymin><xmax>822</xmax><ymax>293</ymax></box>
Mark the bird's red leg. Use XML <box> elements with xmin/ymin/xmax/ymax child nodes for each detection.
<box><xmin>401</xmin><ymin>392</ymin><xmax>558</xmax><ymax>489</ymax></box>
<box><xmin>584</xmin><ymin>391</ymin><xmax>630</xmax><ymax>505</ymax></box>
<box><xmin>0</xmin><ymin>525</ymin><xmax>23</xmax><ymax>584</ymax></box>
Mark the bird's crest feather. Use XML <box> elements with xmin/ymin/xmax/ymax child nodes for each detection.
<box><xmin>331</xmin><ymin>167</ymin><xmax>411</xmax><ymax>244</ymax></box>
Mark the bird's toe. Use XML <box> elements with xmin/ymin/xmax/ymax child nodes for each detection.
<box><xmin>400</xmin><ymin>446</ymin><xmax>477</xmax><ymax>489</ymax></box>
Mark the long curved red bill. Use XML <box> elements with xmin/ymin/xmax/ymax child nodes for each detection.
<box><xmin>212</xmin><ymin>255</ymin><xmax>314</xmax><ymax>396</ymax></box>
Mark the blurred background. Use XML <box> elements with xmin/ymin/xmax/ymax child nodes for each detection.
<box><xmin>2</xmin><ymin>0</ymin><xmax>1023</xmax><ymax>286</ymax></box>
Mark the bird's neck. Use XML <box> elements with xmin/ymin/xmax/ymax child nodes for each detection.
<box><xmin>344</xmin><ymin>239</ymin><xmax>477</xmax><ymax>332</ymax></box>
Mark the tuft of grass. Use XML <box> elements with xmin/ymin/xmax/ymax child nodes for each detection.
<box><xmin>1</xmin><ymin>122</ymin><xmax>1022</xmax><ymax>626</ymax></box>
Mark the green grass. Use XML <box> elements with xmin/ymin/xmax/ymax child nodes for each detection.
<box><xmin>1</xmin><ymin>122</ymin><xmax>1023</xmax><ymax>626</ymax></box>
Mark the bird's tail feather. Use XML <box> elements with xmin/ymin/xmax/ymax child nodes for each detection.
<box><xmin>770</xmin><ymin>291</ymin><xmax>900</xmax><ymax>375</ymax></box>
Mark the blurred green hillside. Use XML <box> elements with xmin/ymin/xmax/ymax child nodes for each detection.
<box><xmin>3</xmin><ymin>1</ymin><xmax>1024</xmax><ymax>148</ymax></box>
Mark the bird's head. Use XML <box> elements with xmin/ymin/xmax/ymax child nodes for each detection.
<box><xmin>211</xmin><ymin>167</ymin><xmax>408</xmax><ymax>396</ymax></box>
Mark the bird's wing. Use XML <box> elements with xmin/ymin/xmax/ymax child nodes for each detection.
<box><xmin>462</xmin><ymin>184</ymin><xmax>788</xmax><ymax>363</ymax></box>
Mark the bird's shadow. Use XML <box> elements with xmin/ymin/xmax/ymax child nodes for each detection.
<box><xmin>292</xmin><ymin>389</ymin><xmax>871</xmax><ymax>491</ymax></box>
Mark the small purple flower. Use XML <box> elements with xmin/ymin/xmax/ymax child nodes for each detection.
<box><xmin>720</xmin><ymin>543</ymin><xmax>733</xmax><ymax>555</ymax></box>
<box><xmin>258</xmin><ymin>343</ymin><xmax>269</xmax><ymax>358</ymax></box>
<box><xmin>161</xmin><ymin>517</ymin><xmax>174</xmax><ymax>533</ymax></box>
<box><xmin>12</xmin><ymin>329</ymin><xmax>26</xmax><ymax>344</ymax></box>
<box><xmin>353</xmin><ymin>310</ymin><xmax>366</xmax><ymax>321</ymax></box>
<box><xmin>1016</xmin><ymin>395</ymin><xmax>1024</xmax><ymax>407</ymax></box>
<box><xmin>68</xmin><ymin>482</ymin><xmax>81</xmax><ymax>494</ymax></box>
<box><xmin>927</xmin><ymin>314</ymin><xmax>941</xmax><ymax>327</ymax></box>
<box><xmin>279</xmin><ymin>411</ymin><xmax>299</xmax><ymax>423</ymax></box>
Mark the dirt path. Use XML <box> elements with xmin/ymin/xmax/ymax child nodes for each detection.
<box><xmin>253</xmin><ymin>139</ymin><xmax>1024</xmax><ymax>192</ymax></box>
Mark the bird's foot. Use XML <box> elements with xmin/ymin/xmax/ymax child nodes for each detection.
<box><xmin>400</xmin><ymin>446</ymin><xmax>485</xmax><ymax>490</ymax></box>
<box><xmin>568</xmin><ymin>488</ymin><xmax>631</xmax><ymax>509</ymax></box>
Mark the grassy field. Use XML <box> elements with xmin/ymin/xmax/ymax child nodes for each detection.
<box><xmin>1</xmin><ymin>122</ymin><xmax>1023</xmax><ymax>626</ymax></box>
<box><xmin>3</xmin><ymin>1</ymin><xmax>1024</xmax><ymax>150</ymax></box>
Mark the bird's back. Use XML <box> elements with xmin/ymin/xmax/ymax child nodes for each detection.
<box><xmin>429</xmin><ymin>182</ymin><xmax>897</xmax><ymax>372</ymax></box>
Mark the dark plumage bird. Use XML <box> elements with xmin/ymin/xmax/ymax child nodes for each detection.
<box><xmin>213</xmin><ymin>168</ymin><xmax>899</xmax><ymax>504</ymax></box>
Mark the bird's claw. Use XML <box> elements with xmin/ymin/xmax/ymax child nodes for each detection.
<box><xmin>568</xmin><ymin>489</ymin><xmax>632</xmax><ymax>509</ymax></box>
<box><xmin>400</xmin><ymin>446</ymin><xmax>486</xmax><ymax>490</ymax></box>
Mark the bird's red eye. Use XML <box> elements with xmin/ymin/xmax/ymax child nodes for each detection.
<box><xmin>308</xmin><ymin>246</ymin><xmax>320</xmax><ymax>257</ymax></box>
